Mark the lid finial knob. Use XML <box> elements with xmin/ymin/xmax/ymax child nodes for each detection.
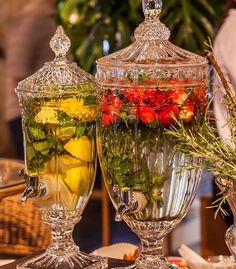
<box><xmin>135</xmin><ymin>0</ymin><xmax>169</xmax><ymax>40</ymax></box>
<box><xmin>50</xmin><ymin>26</ymin><xmax>71</xmax><ymax>60</ymax></box>
<box><xmin>142</xmin><ymin>0</ymin><xmax>163</xmax><ymax>20</ymax></box>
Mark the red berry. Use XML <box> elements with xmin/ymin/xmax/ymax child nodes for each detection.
<box><xmin>102</xmin><ymin>114</ymin><xmax>111</xmax><ymax>126</ymax></box>
<box><xmin>157</xmin><ymin>105</ymin><xmax>179</xmax><ymax>125</ymax></box>
<box><xmin>139</xmin><ymin>105</ymin><xmax>155</xmax><ymax>124</ymax></box>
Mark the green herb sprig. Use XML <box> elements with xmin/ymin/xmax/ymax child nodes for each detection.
<box><xmin>166</xmin><ymin>46</ymin><xmax>236</xmax><ymax>217</ymax></box>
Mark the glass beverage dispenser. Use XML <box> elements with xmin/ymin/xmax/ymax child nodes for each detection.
<box><xmin>96</xmin><ymin>0</ymin><xmax>208</xmax><ymax>268</ymax></box>
<box><xmin>16</xmin><ymin>27</ymin><xmax>107</xmax><ymax>269</ymax></box>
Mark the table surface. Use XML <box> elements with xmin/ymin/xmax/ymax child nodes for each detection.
<box><xmin>0</xmin><ymin>252</ymin><xmax>133</xmax><ymax>269</ymax></box>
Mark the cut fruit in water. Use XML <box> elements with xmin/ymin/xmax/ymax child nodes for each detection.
<box><xmin>64</xmin><ymin>166</ymin><xmax>89</xmax><ymax>196</ymax></box>
<box><xmin>64</xmin><ymin>136</ymin><xmax>95</xmax><ymax>162</ymax></box>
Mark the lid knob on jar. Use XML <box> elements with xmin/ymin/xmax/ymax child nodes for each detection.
<box><xmin>142</xmin><ymin>0</ymin><xmax>162</xmax><ymax>20</ymax></box>
<box><xmin>135</xmin><ymin>0</ymin><xmax>170</xmax><ymax>40</ymax></box>
<box><xmin>49</xmin><ymin>26</ymin><xmax>71</xmax><ymax>61</ymax></box>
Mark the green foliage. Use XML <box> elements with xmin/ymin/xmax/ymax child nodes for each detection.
<box><xmin>57</xmin><ymin>0</ymin><xmax>227</xmax><ymax>73</ymax></box>
<box><xmin>58</xmin><ymin>0</ymin><xmax>143</xmax><ymax>73</ymax></box>
<box><xmin>161</xmin><ymin>0</ymin><xmax>214</xmax><ymax>54</ymax></box>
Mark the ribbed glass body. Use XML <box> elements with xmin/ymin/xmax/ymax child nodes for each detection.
<box><xmin>96</xmin><ymin>1</ymin><xmax>208</xmax><ymax>268</ymax></box>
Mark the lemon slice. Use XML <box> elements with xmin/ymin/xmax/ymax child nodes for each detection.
<box><xmin>64</xmin><ymin>166</ymin><xmax>89</xmax><ymax>196</ymax></box>
<box><xmin>45</xmin><ymin>155</ymin><xmax>85</xmax><ymax>174</ymax></box>
<box><xmin>64</xmin><ymin>136</ymin><xmax>95</xmax><ymax>162</ymax></box>
<box><xmin>35</xmin><ymin>107</ymin><xmax>59</xmax><ymax>124</ymax></box>
<box><xmin>60</xmin><ymin>98</ymin><xmax>97</xmax><ymax>120</ymax></box>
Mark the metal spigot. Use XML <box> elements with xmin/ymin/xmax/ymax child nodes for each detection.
<box><xmin>115</xmin><ymin>189</ymin><xmax>139</xmax><ymax>221</ymax></box>
<box><xmin>19</xmin><ymin>169</ymin><xmax>46</xmax><ymax>203</ymax></box>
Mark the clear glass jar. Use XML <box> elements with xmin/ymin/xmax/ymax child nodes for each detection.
<box><xmin>96</xmin><ymin>0</ymin><xmax>208</xmax><ymax>268</ymax></box>
<box><xmin>216</xmin><ymin>178</ymin><xmax>236</xmax><ymax>262</ymax></box>
<box><xmin>16</xmin><ymin>26</ymin><xmax>107</xmax><ymax>269</ymax></box>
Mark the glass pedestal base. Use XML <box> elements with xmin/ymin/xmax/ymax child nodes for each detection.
<box><xmin>111</xmin><ymin>257</ymin><xmax>180</xmax><ymax>269</ymax></box>
<box><xmin>16</xmin><ymin>249</ymin><xmax>108</xmax><ymax>269</ymax></box>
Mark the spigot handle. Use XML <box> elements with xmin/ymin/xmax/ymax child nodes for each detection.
<box><xmin>19</xmin><ymin>169</ymin><xmax>46</xmax><ymax>203</ymax></box>
<box><xmin>21</xmin><ymin>187</ymin><xmax>34</xmax><ymax>203</ymax></box>
<box><xmin>115</xmin><ymin>189</ymin><xmax>139</xmax><ymax>221</ymax></box>
<box><xmin>115</xmin><ymin>205</ymin><xmax>130</xmax><ymax>221</ymax></box>
<box><xmin>115</xmin><ymin>189</ymin><xmax>148</xmax><ymax>221</ymax></box>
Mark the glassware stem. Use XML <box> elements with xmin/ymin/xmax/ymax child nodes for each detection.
<box><xmin>47</xmin><ymin>221</ymin><xmax>75</xmax><ymax>256</ymax></box>
<box><xmin>137</xmin><ymin>237</ymin><xmax>166</xmax><ymax>266</ymax></box>
<box><xmin>113</xmin><ymin>236</ymin><xmax>179</xmax><ymax>269</ymax></box>
<box><xmin>125</xmin><ymin>237</ymin><xmax>177</xmax><ymax>269</ymax></box>
<box><xmin>17</xmin><ymin>217</ymin><xmax>108</xmax><ymax>269</ymax></box>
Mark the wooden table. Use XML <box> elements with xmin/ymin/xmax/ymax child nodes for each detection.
<box><xmin>0</xmin><ymin>252</ymin><xmax>133</xmax><ymax>268</ymax></box>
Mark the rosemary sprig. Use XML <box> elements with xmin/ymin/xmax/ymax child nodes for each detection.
<box><xmin>166</xmin><ymin>117</ymin><xmax>236</xmax><ymax>182</ymax></box>
<box><xmin>166</xmin><ymin>45</ymin><xmax>236</xmax><ymax>217</ymax></box>
<box><xmin>210</xmin><ymin>192</ymin><xmax>231</xmax><ymax>218</ymax></box>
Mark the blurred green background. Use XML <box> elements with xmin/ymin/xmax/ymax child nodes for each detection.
<box><xmin>57</xmin><ymin>0</ymin><xmax>227</xmax><ymax>73</ymax></box>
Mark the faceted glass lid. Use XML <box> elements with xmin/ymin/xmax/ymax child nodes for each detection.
<box><xmin>96</xmin><ymin>0</ymin><xmax>207</xmax><ymax>68</ymax></box>
<box><xmin>17</xmin><ymin>26</ymin><xmax>95</xmax><ymax>93</ymax></box>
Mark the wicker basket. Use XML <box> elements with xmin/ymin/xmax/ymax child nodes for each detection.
<box><xmin>0</xmin><ymin>194</ymin><xmax>51</xmax><ymax>257</ymax></box>
<box><xmin>0</xmin><ymin>158</ymin><xmax>51</xmax><ymax>257</ymax></box>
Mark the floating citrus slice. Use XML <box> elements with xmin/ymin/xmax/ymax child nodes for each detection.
<box><xmin>64</xmin><ymin>166</ymin><xmax>89</xmax><ymax>196</ymax></box>
<box><xmin>64</xmin><ymin>136</ymin><xmax>95</xmax><ymax>162</ymax></box>
<box><xmin>35</xmin><ymin>107</ymin><xmax>59</xmax><ymax>124</ymax></box>
<box><xmin>60</xmin><ymin>98</ymin><xmax>97</xmax><ymax>121</ymax></box>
